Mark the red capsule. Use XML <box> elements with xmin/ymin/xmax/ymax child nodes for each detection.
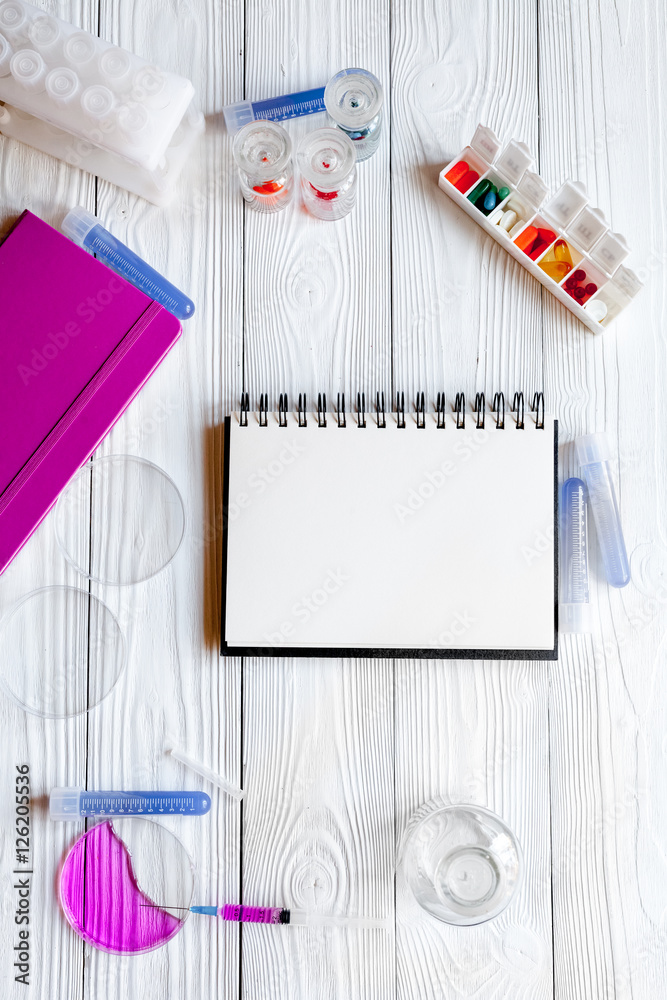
<box><xmin>445</xmin><ymin>160</ymin><xmax>470</xmax><ymax>186</ymax></box>
<box><xmin>454</xmin><ymin>168</ymin><xmax>479</xmax><ymax>193</ymax></box>
<box><xmin>572</xmin><ymin>269</ymin><xmax>586</xmax><ymax>282</ymax></box>
<box><xmin>585</xmin><ymin>283</ymin><xmax>597</xmax><ymax>295</ymax></box>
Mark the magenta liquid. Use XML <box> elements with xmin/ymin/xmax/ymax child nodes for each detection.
<box><xmin>59</xmin><ymin>821</ymin><xmax>184</xmax><ymax>954</ymax></box>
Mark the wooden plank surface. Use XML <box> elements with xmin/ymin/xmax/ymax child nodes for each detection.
<box><xmin>1</xmin><ymin>0</ymin><xmax>667</xmax><ymax>998</ymax></box>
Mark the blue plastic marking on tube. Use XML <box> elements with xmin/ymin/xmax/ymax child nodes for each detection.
<box><xmin>222</xmin><ymin>87</ymin><xmax>326</xmax><ymax>132</ymax></box>
<box><xmin>61</xmin><ymin>206</ymin><xmax>195</xmax><ymax>321</ymax></box>
<box><xmin>252</xmin><ymin>87</ymin><xmax>326</xmax><ymax>120</ymax></box>
<box><xmin>561</xmin><ymin>478</ymin><xmax>590</xmax><ymax>605</ymax></box>
<box><xmin>49</xmin><ymin>787</ymin><xmax>211</xmax><ymax>819</ymax></box>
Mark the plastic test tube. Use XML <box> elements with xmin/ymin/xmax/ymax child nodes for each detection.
<box><xmin>223</xmin><ymin>86</ymin><xmax>326</xmax><ymax>133</ymax></box>
<box><xmin>50</xmin><ymin>787</ymin><xmax>211</xmax><ymax>820</ymax></box>
<box><xmin>575</xmin><ymin>432</ymin><xmax>630</xmax><ymax>588</ymax></box>
<box><xmin>61</xmin><ymin>206</ymin><xmax>195</xmax><ymax>321</ymax></box>
<box><xmin>560</xmin><ymin>477</ymin><xmax>592</xmax><ymax>632</ymax></box>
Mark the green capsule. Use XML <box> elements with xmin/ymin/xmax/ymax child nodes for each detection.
<box><xmin>467</xmin><ymin>179</ymin><xmax>492</xmax><ymax>205</ymax></box>
<box><xmin>498</xmin><ymin>186</ymin><xmax>510</xmax><ymax>201</ymax></box>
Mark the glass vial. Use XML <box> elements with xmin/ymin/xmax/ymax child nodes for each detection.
<box><xmin>324</xmin><ymin>67</ymin><xmax>383</xmax><ymax>161</ymax></box>
<box><xmin>297</xmin><ymin>127</ymin><xmax>356</xmax><ymax>221</ymax></box>
<box><xmin>232</xmin><ymin>120</ymin><xmax>293</xmax><ymax>214</ymax></box>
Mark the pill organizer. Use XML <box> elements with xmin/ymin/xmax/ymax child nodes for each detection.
<box><xmin>438</xmin><ymin>125</ymin><xmax>643</xmax><ymax>333</ymax></box>
<box><xmin>0</xmin><ymin>0</ymin><xmax>204</xmax><ymax>204</ymax></box>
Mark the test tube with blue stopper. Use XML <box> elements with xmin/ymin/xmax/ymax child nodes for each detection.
<box><xmin>575</xmin><ymin>432</ymin><xmax>630</xmax><ymax>588</ymax></box>
<box><xmin>560</xmin><ymin>477</ymin><xmax>592</xmax><ymax>633</ymax></box>
<box><xmin>61</xmin><ymin>206</ymin><xmax>195</xmax><ymax>321</ymax></box>
<box><xmin>49</xmin><ymin>787</ymin><xmax>211</xmax><ymax>820</ymax></box>
<box><xmin>222</xmin><ymin>87</ymin><xmax>326</xmax><ymax>133</ymax></box>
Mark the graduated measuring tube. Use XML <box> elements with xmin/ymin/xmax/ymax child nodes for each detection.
<box><xmin>575</xmin><ymin>432</ymin><xmax>630</xmax><ymax>588</ymax></box>
<box><xmin>223</xmin><ymin>87</ymin><xmax>326</xmax><ymax>132</ymax></box>
<box><xmin>61</xmin><ymin>206</ymin><xmax>195</xmax><ymax>321</ymax></box>
<box><xmin>50</xmin><ymin>787</ymin><xmax>211</xmax><ymax>820</ymax></box>
<box><xmin>560</xmin><ymin>477</ymin><xmax>592</xmax><ymax>633</ymax></box>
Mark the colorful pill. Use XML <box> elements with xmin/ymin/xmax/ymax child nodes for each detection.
<box><xmin>514</xmin><ymin>225</ymin><xmax>538</xmax><ymax>252</ymax></box>
<box><xmin>253</xmin><ymin>180</ymin><xmax>283</xmax><ymax>194</ymax></box>
<box><xmin>445</xmin><ymin>160</ymin><xmax>470</xmax><ymax>186</ymax></box>
<box><xmin>501</xmin><ymin>211</ymin><xmax>519</xmax><ymax>232</ymax></box>
<box><xmin>572</xmin><ymin>285</ymin><xmax>586</xmax><ymax>300</ymax></box>
<box><xmin>572</xmin><ymin>269</ymin><xmax>586</xmax><ymax>282</ymax></box>
<box><xmin>454</xmin><ymin>168</ymin><xmax>479</xmax><ymax>193</ymax></box>
<box><xmin>585</xmin><ymin>283</ymin><xmax>597</xmax><ymax>295</ymax></box>
<box><xmin>537</xmin><ymin>228</ymin><xmax>556</xmax><ymax>245</ymax></box>
<box><xmin>540</xmin><ymin>260</ymin><xmax>571</xmax><ymax>281</ymax></box>
<box><xmin>468</xmin><ymin>179</ymin><xmax>492</xmax><ymax>204</ymax></box>
<box><xmin>553</xmin><ymin>239</ymin><xmax>573</xmax><ymax>265</ymax></box>
<box><xmin>498</xmin><ymin>186</ymin><xmax>510</xmax><ymax>201</ymax></box>
<box><xmin>482</xmin><ymin>189</ymin><xmax>498</xmax><ymax>213</ymax></box>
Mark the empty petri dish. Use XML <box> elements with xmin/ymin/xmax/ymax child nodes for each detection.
<box><xmin>0</xmin><ymin>586</ymin><xmax>125</xmax><ymax>718</ymax></box>
<box><xmin>55</xmin><ymin>455</ymin><xmax>185</xmax><ymax>585</ymax></box>
<box><xmin>59</xmin><ymin>818</ymin><xmax>194</xmax><ymax>954</ymax></box>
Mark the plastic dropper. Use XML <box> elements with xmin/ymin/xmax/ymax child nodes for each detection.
<box><xmin>61</xmin><ymin>206</ymin><xmax>195</xmax><ymax>321</ymax></box>
<box><xmin>142</xmin><ymin>902</ymin><xmax>387</xmax><ymax>929</ymax></box>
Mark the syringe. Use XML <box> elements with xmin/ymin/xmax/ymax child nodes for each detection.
<box><xmin>142</xmin><ymin>902</ymin><xmax>386</xmax><ymax>929</ymax></box>
<box><xmin>223</xmin><ymin>87</ymin><xmax>326</xmax><ymax>133</ymax></box>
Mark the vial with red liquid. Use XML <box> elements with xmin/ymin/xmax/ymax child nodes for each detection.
<box><xmin>232</xmin><ymin>120</ymin><xmax>294</xmax><ymax>213</ymax></box>
<box><xmin>297</xmin><ymin>127</ymin><xmax>357</xmax><ymax>221</ymax></box>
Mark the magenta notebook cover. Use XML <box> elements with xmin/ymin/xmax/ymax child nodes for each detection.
<box><xmin>0</xmin><ymin>210</ymin><xmax>182</xmax><ymax>574</ymax></box>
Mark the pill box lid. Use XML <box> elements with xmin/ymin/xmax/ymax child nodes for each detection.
<box><xmin>566</xmin><ymin>205</ymin><xmax>608</xmax><ymax>252</ymax></box>
<box><xmin>470</xmin><ymin>124</ymin><xmax>501</xmax><ymax>165</ymax></box>
<box><xmin>516</xmin><ymin>170</ymin><xmax>547</xmax><ymax>209</ymax></box>
<box><xmin>613</xmin><ymin>265</ymin><xmax>643</xmax><ymax>299</ymax></box>
<box><xmin>494</xmin><ymin>139</ymin><xmax>534</xmax><ymax>186</ymax></box>
<box><xmin>544</xmin><ymin>180</ymin><xmax>589</xmax><ymax>228</ymax></box>
<box><xmin>589</xmin><ymin>229</ymin><xmax>629</xmax><ymax>275</ymax></box>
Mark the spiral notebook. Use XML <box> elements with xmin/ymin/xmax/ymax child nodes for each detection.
<box><xmin>220</xmin><ymin>393</ymin><xmax>558</xmax><ymax>659</ymax></box>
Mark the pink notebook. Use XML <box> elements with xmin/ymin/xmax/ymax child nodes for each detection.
<box><xmin>0</xmin><ymin>210</ymin><xmax>182</xmax><ymax>574</ymax></box>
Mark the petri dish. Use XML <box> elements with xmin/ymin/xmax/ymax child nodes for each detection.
<box><xmin>0</xmin><ymin>586</ymin><xmax>125</xmax><ymax>718</ymax></box>
<box><xmin>55</xmin><ymin>455</ymin><xmax>185</xmax><ymax>586</ymax></box>
<box><xmin>59</xmin><ymin>818</ymin><xmax>195</xmax><ymax>954</ymax></box>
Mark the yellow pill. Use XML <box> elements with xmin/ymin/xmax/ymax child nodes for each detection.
<box><xmin>553</xmin><ymin>239</ymin><xmax>573</xmax><ymax>266</ymax></box>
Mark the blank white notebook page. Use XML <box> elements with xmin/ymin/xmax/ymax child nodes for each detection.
<box><xmin>222</xmin><ymin>412</ymin><xmax>556</xmax><ymax>653</ymax></box>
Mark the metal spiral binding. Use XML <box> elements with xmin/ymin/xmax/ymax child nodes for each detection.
<box><xmin>240</xmin><ymin>391</ymin><xmax>544</xmax><ymax>431</ymax></box>
<box><xmin>317</xmin><ymin>393</ymin><xmax>327</xmax><ymax>427</ymax></box>
<box><xmin>474</xmin><ymin>392</ymin><xmax>485</xmax><ymax>429</ymax></box>
<box><xmin>396</xmin><ymin>392</ymin><xmax>405</xmax><ymax>428</ymax></box>
<box><xmin>376</xmin><ymin>392</ymin><xmax>386</xmax><ymax>428</ymax></box>
<box><xmin>531</xmin><ymin>391</ymin><xmax>545</xmax><ymax>429</ymax></box>
<box><xmin>455</xmin><ymin>392</ymin><xmax>466</xmax><ymax>429</ymax></box>
<box><xmin>240</xmin><ymin>392</ymin><xmax>249</xmax><ymax>427</ymax></box>
<box><xmin>357</xmin><ymin>392</ymin><xmax>366</xmax><ymax>428</ymax></box>
<box><xmin>436</xmin><ymin>393</ymin><xmax>446</xmax><ymax>428</ymax></box>
<box><xmin>258</xmin><ymin>393</ymin><xmax>268</xmax><ymax>427</ymax></box>
<box><xmin>416</xmin><ymin>392</ymin><xmax>425</xmax><ymax>429</ymax></box>
<box><xmin>492</xmin><ymin>392</ymin><xmax>505</xmax><ymax>429</ymax></box>
<box><xmin>279</xmin><ymin>393</ymin><xmax>288</xmax><ymax>428</ymax></box>
<box><xmin>336</xmin><ymin>393</ymin><xmax>346</xmax><ymax>428</ymax></box>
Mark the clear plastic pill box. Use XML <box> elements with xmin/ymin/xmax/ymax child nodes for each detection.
<box><xmin>0</xmin><ymin>0</ymin><xmax>204</xmax><ymax>204</ymax></box>
<box><xmin>438</xmin><ymin>125</ymin><xmax>642</xmax><ymax>333</ymax></box>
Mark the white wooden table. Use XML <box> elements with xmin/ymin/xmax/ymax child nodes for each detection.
<box><xmin>1</xmin><ymin>1</ymin><xmax>666</xmax><ymax>997</ymax></box>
